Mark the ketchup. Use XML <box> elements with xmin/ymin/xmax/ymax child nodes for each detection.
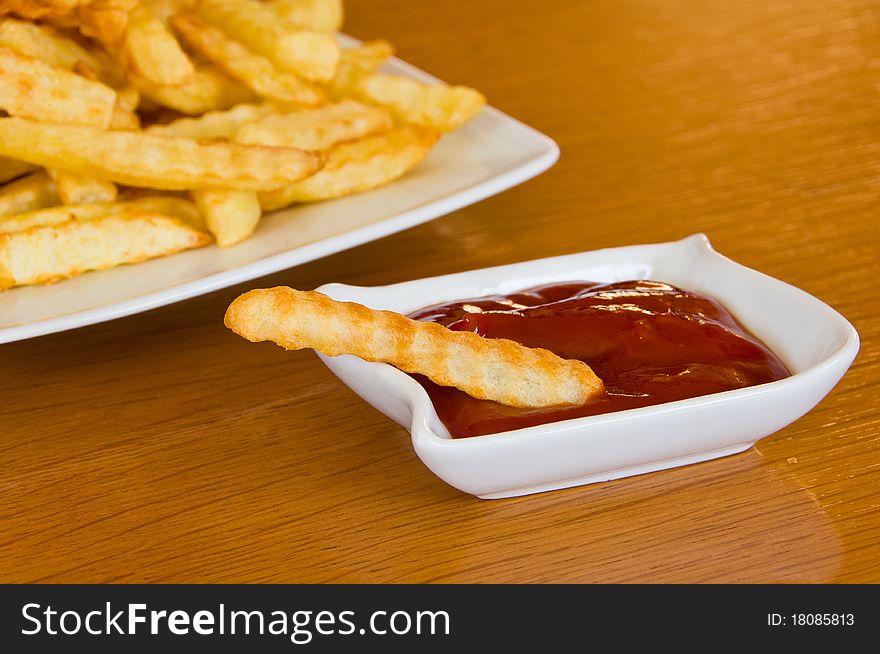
<box><xmin>408</xmin><ymin>280</ymin><xmax>790</xmax><ymax>438</ymax></box>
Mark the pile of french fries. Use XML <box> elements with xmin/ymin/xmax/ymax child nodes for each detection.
<box><xmin>0</xmin><ymin>0</ymin><xmax>485</xmax><ymax>290</ymax></box>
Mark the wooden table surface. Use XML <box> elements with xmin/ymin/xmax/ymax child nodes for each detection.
<box><xmin>2</xmin><ymin>0</ymin><xmax>879</xmax><ymax>584</ymax></box>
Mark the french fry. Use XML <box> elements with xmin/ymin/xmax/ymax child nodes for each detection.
<box><xmin>141</xmin><ymin>0</ymin><xmax>196</xmax><ymax>23</ymax></box>
<box><xmin>0</xmin><ymin>171</ymin><xmax>59</xmax><ymax>218</ymax></box>
<box><xmin>354</xmin><ymin>73</ymin><xmax>485</xmax><ymax>132</ymax></box>
<box><xmin>0</xmin><ymin>208</ymin><xmax>211</xmax><ymax>289</ymax></box>
<box><xmin>259</xmin><ymin>125</ymin><xmax>436</xmax><ymax>209</ymax></box>
<box><xmin>235</xmin><ymin>100</ymin><xmax>391</xmax><ymax>150</ymax></box>
<box><xmin>129</xmin><ymin>63</ymin><xmax>257</xmax><ymax>115</ymax></box>
<box><xmin>268</xmin><ymin>0</ymin><xmax>343</xmax><ymax>31</ymax></box>
<box><xmin>171</xmin><ymin>12</ymin><xmax>325</xmax><ymax>106</ymax></box>
<box><xmin>145</xmin><ymin>102</ymin><xmax>277</xmax><ymax>140</ymax></box>
<box><xmin>0</xmin><ymin>117</ymin><xmax>326</xmax><ymax>191</ymax></box>
<box><xmin>128</xmin><ymin>195</ymin><xmax>206</xmax><ymax>231</ymax></box>
<box><xmin>0</xmin><ymin>17</ymin><xmax>106</xmax><ymax>72</ymax></box>
<box><xmin>326</xmin><ymin>40</ymin><xmax>393</xmax><ymax>98</ymax></box>
<box><xmin>48</xmin><ymin>169</ymin><xmax>118</xmax><ymax>205</ymax></box>
<box><xmin>192</xmin><ymin>188</ymin><xmax>260</xmax><ymax>246</ymax></box>
<box><xmin>0</xmin><ymin>46</ymin><xmax>116</xmax><ymax>127</ymax></box>
<box><xmin>109</xmin><ymin>103</ymin><xmax>141</xmax><ymax>129</ymax></box>
<box><xmin>0</xmin><ymin>157</ymin><xmax>36</xmax><ymax>185</ymax></box>
<box><xmin>197</xmin><ymin>0</ymin><xmax>340</xmax><ymax>82</ymax></box>
<box><xmin>0</xmin><ymin>196</ymin><xmax>202</xmax><ymax>233</ymax></box>
<box><xmin>224</xmin><ymin>287</ymin><xmax>605</xmax><ymax>408</ymax></box>
<box><xmin>124</xmin><ymin>4</ymin><xmax>194</xmax><ymax>85</ymax></box>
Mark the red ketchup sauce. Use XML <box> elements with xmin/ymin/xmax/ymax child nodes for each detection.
<box><xmin>408</xmin><ymin>280</ymin><xmax>790</xmax><ymax>438</ymax></box>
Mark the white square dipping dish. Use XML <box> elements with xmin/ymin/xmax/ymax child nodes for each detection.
<box><xmin>316</xmin><ymin>234</ymin><xmax>859</xmax><ymax>499</ymax></box>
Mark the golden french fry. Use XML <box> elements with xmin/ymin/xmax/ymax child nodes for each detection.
<box><xmin>327</xmin><ymin>40</ymin><xmax>393</xmax><ymax>98</ymax></box>
<box><xmin>197</xmin><ymin>0</ymin><xmax>340</xmax><ymax>82</ymax></box>
<box><xmin>171</xmin><ymin>12</ymin><xmax>325</xmax><ymax>106</ymax></box>
<box><xmin>0</xmin><ymin>17</ymin><xmax>106</xmax><ymax>72</ymax></box>
<box><xmin>124</xmin><ymin>4</ymin><xmax>194</xmax><ymax>85</ymax></box>
<box><xmin>354</xmin><ymin>73</ymin><xmax>485</xmax><ymax>132</ymax></box>
<box><xmin>192</xmin><ymin>188</ymin><xmax>260</xmax><ymax>246</ymax></box>
<box><xmin>0</xmin><ymin>46</ymin><xmax>116</xmax><ymax>127</ymax></box>
<box><xmin>129</xmin><ymin>63</ymin><xmax>257</xmax><ymax>115</ymax></box>
<box><xmin>0</xmin><ymin>171</ymin><xmax>59</xmax><ymax>218</ymax></box>
<box><xmin>0</xmin><ymin>117</ymin><xmax>326</xmax><ymax>191</ymax></box>
<box><xmin>268</xmin><ymin>0</ymin><xmax>343</xmax><ymax>31</ymax></box>
<box><xmin>142</xmin><ymin>0</ymin><xmax>196</xmax><ymax>23</ymax></box>
<box><xmin>116</xmin><ymin>86</ymin><xmax>140</xmax><ymax>111</ymax></box>
<box><xmin>109</xmin><ymin>103</ymin><xmax>141</xmax><ymax>130</ymax></box>
<box><xmin>259</xmin><ymin>125</ymin><xmax>436</xmax><ymax>209</ymax></box>
<box><xmin>0</xmin><ymin>157</ymin><xmax>36</xmax><ymax>184</ymax></box>
<box><xmin>0</xmin><ymin>196</ymin><xmax>203</xmax><ymax>233</ymax></box>
<box><xmin>225</xmin><ymin>288</ymin><xmax>605</xmax><ymax>408</ymax></box>
<box><xmin>235</xmin><ymin>100</ymin><xmax>391</xmax><ymax>150</ymax></box>
<box><xmin>48</xmin><ymin>169</ymin><xmax>118</xmax><ymax>205</ymax></box>
<box><xmin>0</xmin><ymin>200</ymin><xmax>140</xmax><ymax>234</ymax></box>
<box><xmin>128</xmin><ymin>195</ymin><xmax>206</xmax><ymax>231</ymax></box>
<box><xmin>0</xmin><ymin>208</ymin><xmax>211</xmax><ymax>289</ymax></box>
<box><xmin>145</xmin><ymin>102</ymin><xmax>277</xmax><ymax>140</ymax></box>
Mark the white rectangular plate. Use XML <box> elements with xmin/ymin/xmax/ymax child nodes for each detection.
<box><xmin>0</xmin><ymin>39</ymin><xmax>559</xmax><ymax>344</ymax></box>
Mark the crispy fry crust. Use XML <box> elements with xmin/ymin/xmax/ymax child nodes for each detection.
<box><xmin>225</xmin><ymin>287</ymin><xmax>605</xmax><ymax>408</ymax></box>
<box><xmin>172</xmin><ymin>12</ymin><xmax>325</xmax><ymax>106</ymax></box>
<box><xmin>129</xmin><ymin>63</ymin><xmax>257</xmax><ymax>115</ymax></box>
<box><xmin>125</xmin><ymin>4</ymin><xmax>194</xmax><ymax>85</ymax></box>
<box><xmin>0</xmin><ymin>45</ymin><xmax>116</xmax><ymax>126</ymax></box>
<box><xmin>258</xmin><ymin>125</ymin><xmax>436</xmax><ymax>209</ymax></box>
<box><xmin>48</xmin><ymin>168</ymin><xmax>118</xmax><ymax>204</ymax></box>
<box><xmin>196</xmin><ymin>0</ymin><xmax>340</xmax><ymax>82</ymax></box>
<box><xmin>0</xmin><ymin>117</ymin><xmax>326</xmax><ymax>190</ymax></box>
<box><xmin>0</xmin><ymin>170</ymin><xmax>59</xmax><ymax>217</ymax></box>
<box><xmin>355</xmin><ymin>73</ymin><xmax>485</xmax><ymax>132</ymax></box>
<box><xmin>191</xmin><ymin>188</ymin><xmax>259</xmax><ymax>246</ymax></box>
<box><xmin>145</xmin><ymin>102</ymin><xmax>277</xmax><ymax>139</ymax></box>
<box><xmin>0</xmin><ymin>207</ymin><xmax>210</xmax><ymax>289</ymax></box>
<box><xmin>235</xmin><ymin>100</ymin><xmax>391</xmax><ymax>150</ymax></box>
<box><xmin>268</xmin><ymin>0</ymin><xmax>342</xmax><ymax>32</ymax></box>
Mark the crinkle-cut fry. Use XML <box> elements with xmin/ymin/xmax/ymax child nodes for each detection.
<box><xmin>0</xmin><ymin>171</ymin><xmax>59</xmax><ymax>218</ymax></box>
<box><xmin>47</xmin><ymin>169</ymin><xmax>118</xmax><ymax>204</ymax></box>
<box><xmin>0</xmin><ymin>157</ymin><xmax>36</xmax><ymax>185</ymax></box>
<box><xmin>327</xmin><ymin>40</ymin><xmax>393</xmax><ymax>98</ymax></box>
<box><xmin>355</xmin><ymin>73</ymin><xmax>485</xmax><ymax>132</ymax></box>
<box><xmin>197</xmin><ymin>0</ymin><xmax>340</xmax><ymax>82</ymax></box>
<box><xmin>192</xmin><ymin>188</ymin><xmax>260</xmax><ymax>247</ymax></box>
<box><xmin>146</xmin><ymin>102</ymin><xmax>277</xmax><ymax>140</ymax></box>
<box><xmin>124</xmin><ymin>4</ymin><xmax>194</xmax><ymax>85</ymax></box>
<box><xmin>225</xmin><ymin>287</ymin><xmax>605</xmax><ymax>408</ymax></box>
<box><xmin>0</xmin><ymin>45</ymin><xmax>116</xmax><ymax>127</ymax></box>
<box><xmin>0</xmin><ymin>16</ymin><xmax>105</xmax><ymax>72</ymax></box>
<box><xmin>129</xmin><ymin>63</ymin><xmax>257</xmax><ymax>115</ymax></box>
<box><xmin>0</xmin><ymin>207</ymin><xmax>211</xmax><ymax>289</ymax></box>
<box><xmin>268</xmin><ymin>0</ymin><xmax>343</xmax><ymax>31</ymax></box>
<box><xmin>171</xmin><ymin>13</ymin><xmax>325</xmax><ymax>107</ymax></box>
<box><xmin>0</xmin><ymin>117</ymin><xmax>325</xmax><ymax>191</ymax></box>
<box><xmin>259</xmin><ymin>125</ymin><xmax>436</xmax><ymax>210</ymax></box>
<box><xmin>235</xmin><ymin>100</ymin><xmax>391</xmax><ymax>150</ymax></box>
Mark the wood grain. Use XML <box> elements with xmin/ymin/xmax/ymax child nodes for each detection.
<box><xmin>1</xmin><ymin>0</ymin><xmax>878</xmax><ymax>583</ymax></box>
